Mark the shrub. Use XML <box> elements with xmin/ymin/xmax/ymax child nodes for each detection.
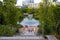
<box><xmin>38</xmin><ymin>22</ymin><xmax>55</xmax><ymax>35</ymax></box>
<box><xmin>0</xmin><ymin>25</ymin><xmax>16</xmax><ymax>36</ymax></box>
<box><xmin>15</xmin><ymin>24</ymin><xmax>22</xmax><ymax>28</ymax></box>
<box><xmin>37</xmin><ymin>28</ymin><xmax>42</xmax><ymax>35</ymax></box>
<box><xmin>55</xmin><ymin>34</ymin><xmax>60</xmax><ymax>40</ymax></box>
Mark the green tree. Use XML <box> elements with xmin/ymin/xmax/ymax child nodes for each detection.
<box><xmin>3</xmin><ymin>0</ymin><xmax>17</xmax><ymax>5</ymax></box>
<box><xmin>0</xmin><ymin>0</ymin><xmax>21</xmax><ymax>25</ymax></box>
<box><xmin>38</xmin><ymin>0</ymin><xmax>57</xmax><ymax>35</ymax></box>
<box><xmin>53</xmin><ymin>5</ymin><xmax>60</xmax><ymax>35</ymax></box>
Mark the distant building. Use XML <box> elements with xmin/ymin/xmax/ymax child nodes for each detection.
<box><xmin>22</xmin><ymin>0</ymin><xmax>30</xmax><ymax>7</ymax></box>
<box><xmin>28</xmin><ymin>3</ymin><xmax>39</xmax><ymax>8</ymax></box>
<box><xmin>30</xmin><ymin>0</ymin><xmax>34</xmax><ymax>3</ymax></box>
<box><xmin>22</xmin><ymin>0</ymin><xmax>34</xmax><ymax>7</ymax></box>
<box><xmin>16</xmin><ymin>6</ymin><xmax>22</xmax><ymax>8</ymax></box>
<box><xmin>22</xmin><ymin>0</ymin><xmax>39</xmax><ymax>8</ymax></box>
<box><xmin>56</xmin><ymin>1</ymin><xmax>60</xmax><ymax>5</ymax></box>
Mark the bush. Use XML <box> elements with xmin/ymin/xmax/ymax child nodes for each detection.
<box><xmin>0</xmin><ymin>25</ymin><xmax>16</xmax><ymax>36</ymax></box>
<box><xmin>15</xmin><ymin>24</ymin><xmax>22</xmax><ymax>28</ymax></box>
<box><xmin>38</xmin><ymin>22</ymin><xmax>55</xmax><ymax>35</ymax></box>
<box><xmin>55</xmin><ymin>34</ymin><xmax>60</xmax><ymax>40</ymax></box>
<box><xmin>37</xmin><ymin>28</ymin><xmax>42</xmax><ymax>35</ymax></box>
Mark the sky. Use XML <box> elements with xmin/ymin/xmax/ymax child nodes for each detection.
<box><xmin>0</xmin><ymin>0</ymin><xmax>60</xmax><ymax>6</ymax></box>
<box><xmin>16</xmin><ymin>0</ymin><xmax>41</xmax><ymax>6</ymax></box>
<box><xmin>16</xmin><ymin>0</ymin><xmax>60</xmax><ymax>6</ymax></box>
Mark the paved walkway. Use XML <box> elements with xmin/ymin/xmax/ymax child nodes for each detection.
<box><xmin>21</xmin><ymin>31</ymin><xmax>36</xmax><ymax>36</ymax></box>
<box><xmin>46</xmin><ymin>35</ymin><xmax>57</xmax><ymax>40</ymax></box>
<box><xmin>0</xmin><ymin>36</ymin><xmax>45</xmax><ymax>40</ymax></box>
<box><xmin>0</xmin><ymin>31</ymin><xmax>57</xmax><ymax>40</ymax></box>
<box><xmin>0</xmin><ymin>31</ymin><xmax>45</xmax><ymax>40</ymax></box>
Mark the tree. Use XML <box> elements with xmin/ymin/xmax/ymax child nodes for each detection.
<box><xmin>3</xmin><ymin>0</ymin><xmax>17</xmax><ymax>5</ymax></box>
<box><xmin>0</xmin><ymin>1</ymin><xmax>5</xmax><ymax>24</ymax></box>
<box><xmin>27</xmin><ymin>8</ymin><xmax>35</xmax><ymax>14</ymax></box>
<box><xmin>38</xmin><ymin>0</ymin><xmax>57</xmax><ymax>35</ymax></box>
<box><xmin>53</xmin><ymin>5</ymin><xmax>60</xmax><ymax>35</ymax></box>
<box><xmin>0</xmin><ymin>0</ymin><xmax>21</xmax><ymax>25</ymax></box>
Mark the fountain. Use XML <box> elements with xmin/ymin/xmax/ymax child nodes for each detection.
<box><xmin>19</xmin><ymin>14</ymin><xmax>40</xmax><ymax>36</ymax></box>
<box><xmin>20</xmin><ymin>14</ymin><xmax>39</xmax><ymax>27</ymax></box>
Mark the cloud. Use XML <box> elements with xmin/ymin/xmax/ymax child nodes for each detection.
<box><xmin>16</xmin><ymin>0</ymin><xmax>23</xmax><ymax>6</ymax></box>
<box><xmin>34</xmin><ymin>0</ymin><xmax>41</xmax><ymax>3</ymax></box>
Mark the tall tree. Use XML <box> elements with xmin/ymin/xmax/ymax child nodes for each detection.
<box><xmin>0</xmin><ymin>0</ymin><xmax>21</xmax><ymax>25</ymax></box>
<box><xmin>38</xmin><ymin>0</ymin><xmax>57</xmax><ymax>35</ymax></box>
<box><xmin>53</xmin><ymin>5</ymin><xmax>60</xmax><ymax>35</ymax></box>
<box><xmin>3</xmin><ymin>0</ymin><xmax>17</xmax><ymax>5</ymax></box>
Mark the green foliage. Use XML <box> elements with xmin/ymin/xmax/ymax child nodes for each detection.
<box><xmin>20</xmin><ymin>7</ymin><xmax>28</xmax><ymax>13</ymax></box>
<box><xmin>27</xmin><ymin>8</ymin><xmax>35</xmax><ymax>14</ymax></box>
<box><xmin>56</xmin><ymin>35</ymin><xmax>60</xmax><ymax>40</ymax></box>
<box><xmin>0</xmin><ymin>25</ymin><xmax>16</xmax><ymax>36</ymax></box>
<box><xmin>3</xmin><ymin>0</ymin><xmax>17</xmax><ymax>5</ymax></box>
<box><xmin>38</xmin><ymin>0</ymin><xmax>59</xmax><ymax>35</ymax></box>
<box><xmin>21</xmin><ymin>7</ymin><xmax>34</xmax><ymax>14</ymax></box>
<box><xmin>0</xmin><ymin>1</ymin><xmax>23</xmax><ymax>36</ymax></box>
<box><xmin>37</xmin><ymin>27</ymin><xmax>42</xmax><ymax>35</ymax></box>
<box><xmin>0</xmin><ymin>1</ymin><xmax>21</xmax><ymax>25</ymax></box>
<box><xmin>38</xmin><ymin>0</ymin><xmax>60</xmax><ymax>38</ymax></box>
<box><xmin>53</xmin><ymin>5</ymin><xmax>60</xmax><ymax>35</ymax></box>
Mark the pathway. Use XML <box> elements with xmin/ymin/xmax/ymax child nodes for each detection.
<box><xmin>0</xmin><ymin>31</ymin><xmax>57</xmax><ymax>40</ymax></box>
<box><xmin>46</xmin><ymin>35</ymin><xmax>57</xmax><ymax>40</ymax></box>
<box><xmin>0</xmin><ymin>36</ymin><xmax>45</xmax><ymax>40</ymax></box>
<box><xmin>0</xmin><ymin>31</ymin><xmax>45</xmax><ymax>40</ymax></box>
